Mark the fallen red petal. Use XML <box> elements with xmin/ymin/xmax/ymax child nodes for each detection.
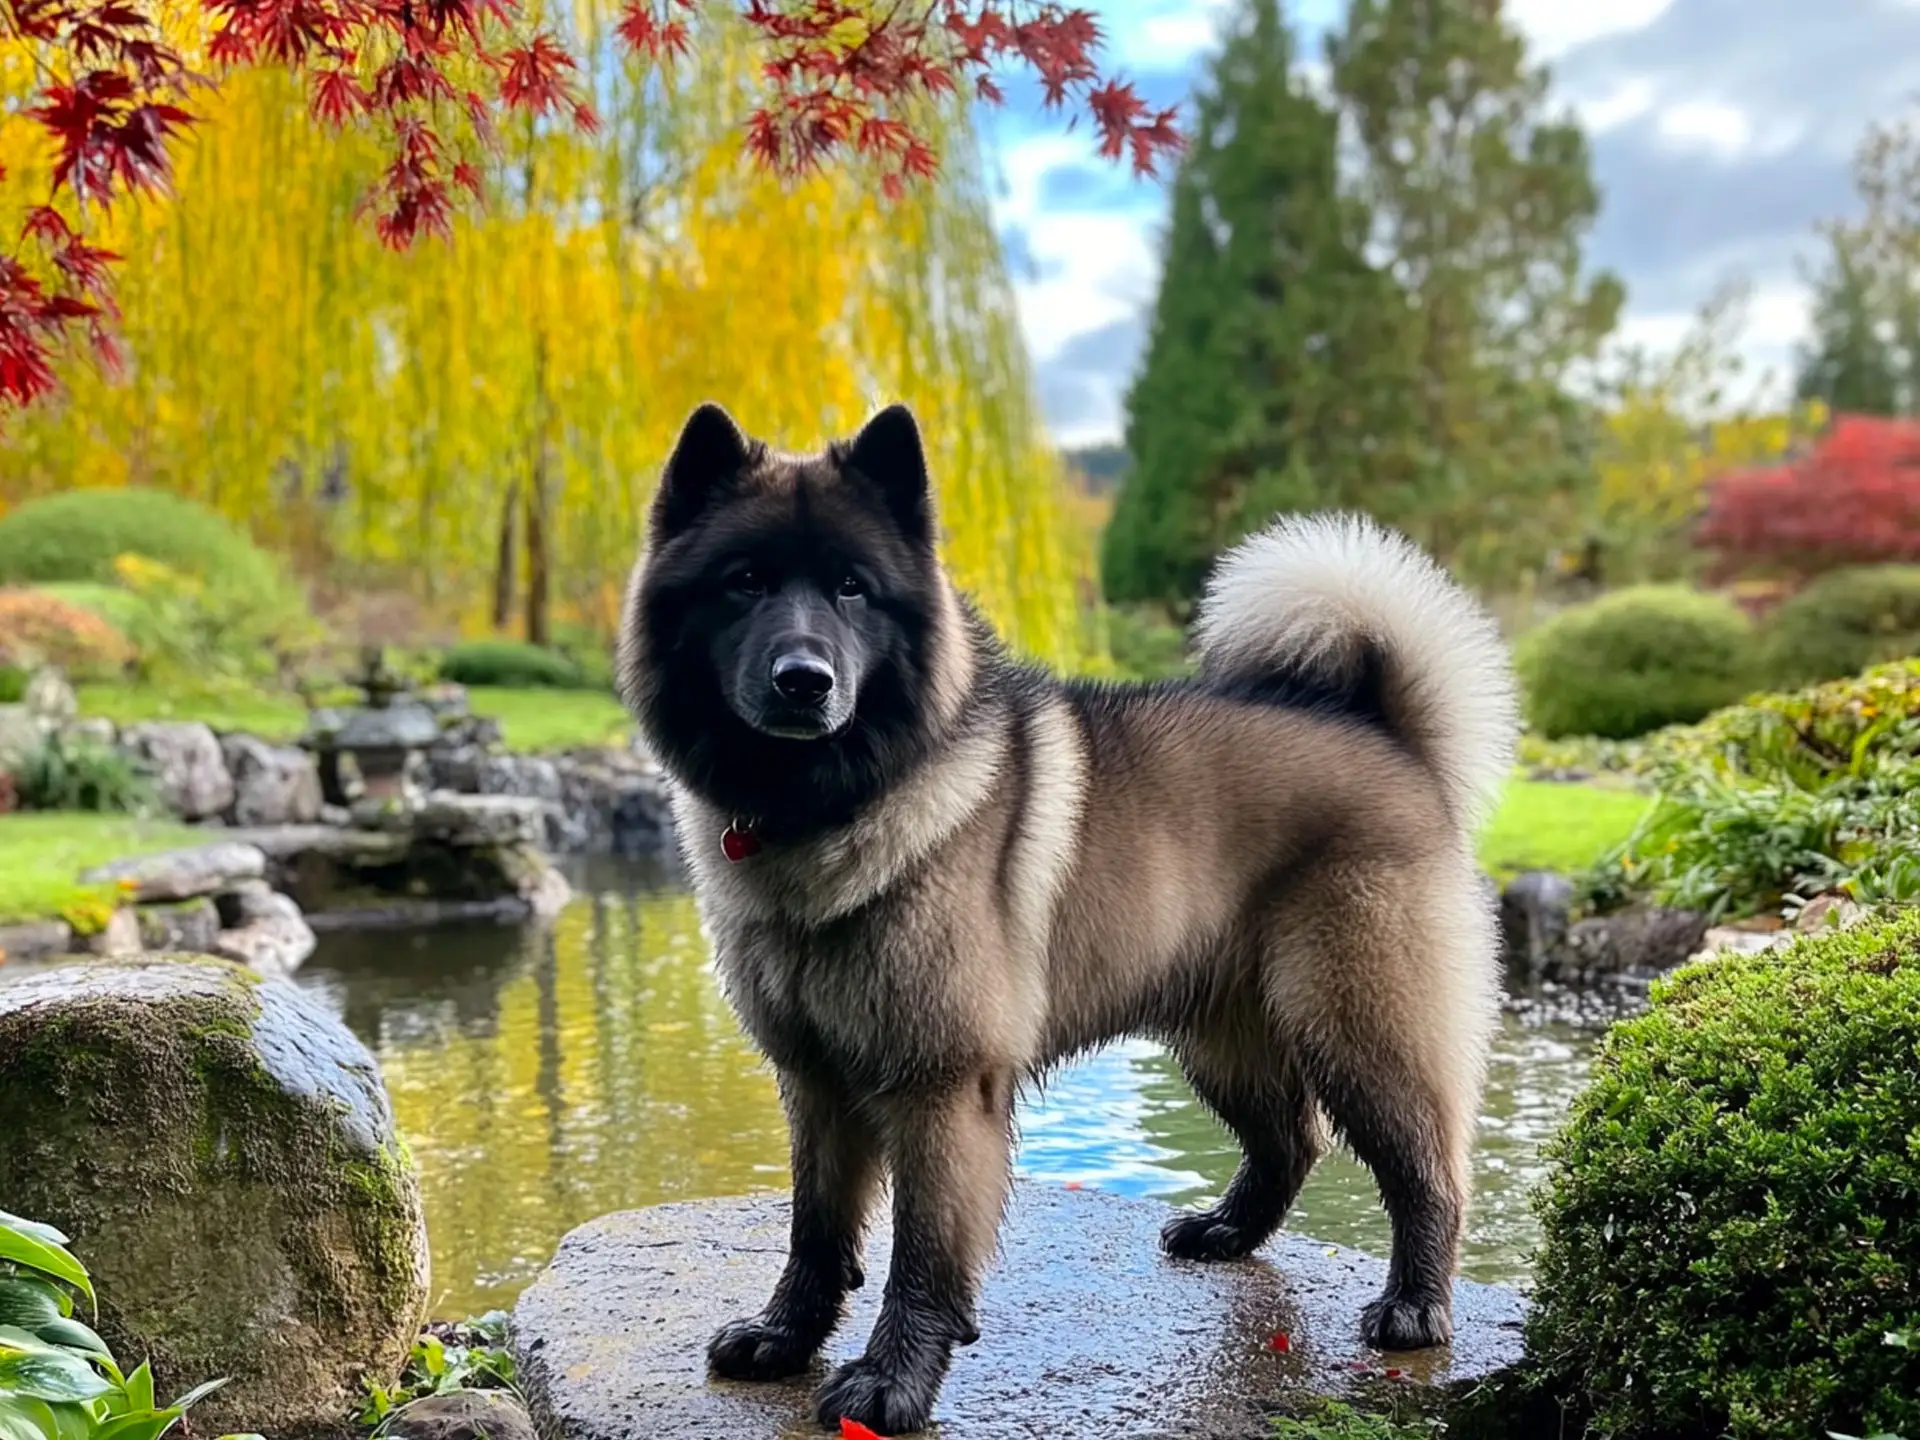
<box><xmin>1267</xmin><ymin>1332</ymin><xmax>1290</xmax><ymax>1353</ymax></box>
<box><xmin>1063</xmin><ymin>1180</ymin><xmax>1082</xmax><ymax>1191</ymax></box>
<box><xmin>840</xmin><ymin>1420</ymin><xmax>888</xmax><ymax>1440</ymax></box>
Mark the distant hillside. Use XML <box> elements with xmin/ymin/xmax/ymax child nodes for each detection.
<box><xmin>1062</xmin><ymin>443</ymin><xmax>1130</xmax><ymax>494</ymax></box>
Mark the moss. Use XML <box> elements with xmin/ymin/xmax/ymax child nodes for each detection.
<box><xmin>0</xmin><ymin>955</ymin><xmax>426</xmax><ymax>1438</ymax></box>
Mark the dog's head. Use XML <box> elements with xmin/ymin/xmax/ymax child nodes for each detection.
<box><xmin>620</xmin><ymin>402</ymin><xmax>967</xmax><ymax>821</ymax></box>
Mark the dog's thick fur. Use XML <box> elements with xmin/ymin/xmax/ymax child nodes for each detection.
<box><xmin>617</xmin><ymin>402</ymin><xmax>1519</xmax><ymax>1435</ymax></box>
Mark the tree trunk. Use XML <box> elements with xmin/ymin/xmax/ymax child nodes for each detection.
<box><xmin>524</xmin><ymin>467</ymin><xmax>550</xmax><ymax>647</ymax></box>
<box><xmin>524</xmin><ymin>331</ymin><xmax>552</xmax><ymax>647</ymax></box>
<box><xmin>491</xmin><ymin>480</ymin><xmax>519</xmax><ymax>632</ymax></box>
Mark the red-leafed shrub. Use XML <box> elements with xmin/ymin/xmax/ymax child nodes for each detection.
<box><xmin>0</xmin><ymin>0</ymin><xmax>1180</xmax><ymax>418</ymax></box>
<box><xmin>1697</xmin><ymin>413</ymin><xmax>1920</xmax><ymax>578</ymax></box>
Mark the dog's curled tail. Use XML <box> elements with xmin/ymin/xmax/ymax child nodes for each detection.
<box><xmin>1192</xmin><ymin>512</ymin><xmax>1520</xmax><ymax>830</ymax></box>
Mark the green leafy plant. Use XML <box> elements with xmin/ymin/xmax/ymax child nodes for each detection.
<box><xmin>1584</xmin><ymin>659</ymin><xmax>1920</xmax><ymax>918</ymax></box>
<box><xmin>1527</xmin><ymin>910</ymin><xmax>1920</xmax><ymax>1439</ymax></box>
<box><xmin>8</xmin><ymin>736</ymin><xmax>156</xmax><ymax>816</ymax></box>
<box><xmin>0</xmin><ymin>1210</ymin><xmax>262</xmax><ymax>1440</ymax></box>
<box><xmin>1268</xmin><ymin>1403</ymin><xmax>1438</xmax><ymax>1438</ymax></box>
<box><xmin>110</xmin><ymin>556</ymin><xmax>323</xmax><ymax>691</ymax></box>
<box><xmin>437</xmin><ymin>639</ymin><xmax>589</xmax><ymax>691</ymax></box>
<box><xmin>1515</xmin><ymin>585</ymin><xmax>1758</xmax><ymax>739</ymax></box>
<box><xmin>358</xmin><ymin>1313</ymin><xmax>518</xmax><ymax>1432</ymax></box>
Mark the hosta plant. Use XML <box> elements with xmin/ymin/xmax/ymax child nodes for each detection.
<box><xmin>0</xmin><ymin>1210</ymin><xmax>262</xmax><ymax>1440</ymax></box>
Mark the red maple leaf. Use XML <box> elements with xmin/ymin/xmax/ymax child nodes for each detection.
<box><xmin>839</xmin><ymin>1419</ymin><xmax>889</xmax><ymax>1440</ymax></box>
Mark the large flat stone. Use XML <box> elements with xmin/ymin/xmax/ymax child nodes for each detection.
<box><xmin>514</xmin><ymin>1187</ymin><xmax>1526</xmax><ymax>1440</ymax></box>
<box><xmin>79</xmin><ymin>842</ymin><xmax>267</xmax><ymax>902</ymax></box>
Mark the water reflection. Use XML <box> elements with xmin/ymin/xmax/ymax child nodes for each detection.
<box><xmin>296</xmin><ymin>863</ymin><xmax>1609</xmax><ymax>1318</ymax></box>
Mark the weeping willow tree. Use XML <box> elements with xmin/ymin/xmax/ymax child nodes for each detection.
<box><xmin>0</xmin><ymin>12</ymin><xmax>1088</xmax><ymax>666</ymax></box>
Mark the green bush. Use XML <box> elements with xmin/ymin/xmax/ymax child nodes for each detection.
<box><xmin>1765</xmin><ymin>565</ymin><xmax>1920</xmax><ymax>687</ymax></box>
<box><xmin>438</xmin><ymin>639</ymin><xmax>587</xmax><ymax>690</ymax></box>
<box><xmin>1093</xmin><ymin>605</ymin><xmax>1192</xmax><ymax>682</ymax></box>
<box><xmin>1516</xmin><ymin>586</ymin><xmax>1757</xmax><ymax>739</ymax></box>
<box><xmin>1528</xmin><ymin>910</ymin><xmax>1920</xmax><ymax>1439</ymax></box>
<box><xmin>548</xmin><ymin>623</ymin><xmax>616</xmax><ymax>693</ymax></box>
<box><xmin>0</xmin><ymin>490</ymin><xmax>280</xmax><ymax>595</ymax></box>
<box><xmin>0</xmin><ymin>1209</ymin><xmax>261</xmax><ymax>1440</ymax></box>
<box><xmin>1584</xmin><ymin>660</ymin><xmax>1920</xmax><ymax>918</ymax></box>
<box><xmin>31</xmin><ymin>582</ymin><xmax>151</xmax><ymax>637</ymax></box>
<box><xmin>0</xmin><ymin>665</ymin><xmax>25</xmax><ymax>704</ymax></box>
<box><xmin>9</xmin><ymin>735</ymin><xmax>157</xmax><ymax>816</ymax></box>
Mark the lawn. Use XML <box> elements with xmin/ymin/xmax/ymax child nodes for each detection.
<box><xmin>1478</xmin><ymin>777</ymin><xmax>1651</xmax><ymax>879</ymax></box>
<box><xmin>73</xmin><ymin>683</ymin><xmax>633</xmax><ymax>752</ymax></box>
<box><xmin>0</xmin><ymin>813</ymin><xmax>205</xmax><ymax>928</ymax></box>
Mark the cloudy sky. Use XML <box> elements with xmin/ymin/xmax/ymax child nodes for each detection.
<box><xmin>974</xmin><ymin>0</ymin><xmax>1920</xmax><ymax>447</ymax></box>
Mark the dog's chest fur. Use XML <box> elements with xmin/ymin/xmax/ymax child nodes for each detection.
<box><xmin>669</xmin><ymin>711</ymin><xmax>1079</xmax><ymax>1086</ymax></box>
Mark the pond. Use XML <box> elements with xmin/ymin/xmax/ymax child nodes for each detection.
<box><xmin>293</xmin><ymin>856</ymin><xmax>1629</xmax><ymax>1320</ymax></box>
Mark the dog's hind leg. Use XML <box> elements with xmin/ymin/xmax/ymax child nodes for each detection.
<box><xmin>1160</xmin><ymin>1014</ymin><xmax>1321</xmax><ymax>1262</ymax></box>
<box><xmin>709</xmin><ymin>1071</ymin><xmax>881</xmax><ymax>1381</ymax></box>
<box><xmin>1266</xmin><ymin>866</ymin><xmax>1496</xmax><ymax>1351</ymax></box>
<box><xmin>814</xmin><ymin>1068</ymin><xmax>1016</xmax><ymax>1435</ymax></box>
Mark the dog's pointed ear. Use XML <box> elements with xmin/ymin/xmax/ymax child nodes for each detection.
<box><xmin>844</xmin><ymin>404</ymin><xmax>933</xmax><ymax>547</ymax></box>
<box><xmin>652</xmin><ymin>402</ymin><xmax>752</xmax><ymax>537</ymax></box>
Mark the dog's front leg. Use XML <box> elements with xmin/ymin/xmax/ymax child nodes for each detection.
<box><xmin>709</xmin><ymin>1071</ymin><xmax>881</xmax><ymax>1381</ymax></box>
<box><xmin>815</xmin><ymin>1069</ymin><xmax>1015</xmax><ymax>1434</ymax></box>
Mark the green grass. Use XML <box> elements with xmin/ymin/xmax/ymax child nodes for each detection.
<box><xmin>75</xmin><ymin>683</ymin><xmax>310</xmax><ymax>740</ymax></box>
<box><xmin>0</xmin><ymin>813</ymin><xmax>205</xmax><ymax>929</ymax></box>
<box><xmin>1477</xmin><ymin>777</ymin><xmax>1651</xmax><ymax>879</ymax></box>
<box><xmin>463</xmin><ymin>686</ymin><xmax>631</xmax><ymax>751</ymax></box>
<box><xmin>74</xmin><ymin>683</ymin><xmax>633</xmax><ymax>752</ymax></box>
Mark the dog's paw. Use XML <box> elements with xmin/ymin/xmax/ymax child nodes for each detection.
<box><xmin>1359</xmin><ymin>1292</ymin><xmax>1453</xmax><ymax>1350</ymax></box>
<box><xmin>708</xmin><ymin>1315</ymin><xmax>819</xmax><ymax>1381</ymax></box>
<box><xmin>1160</xmin><ymin>1208</ymin><xmax>1262</xmax><ymax>1262</ymax></box>
<box><xmin>815</xmin><ymin>1355</ymin><xmax>939</xmax><ymax>1435</ymax></box>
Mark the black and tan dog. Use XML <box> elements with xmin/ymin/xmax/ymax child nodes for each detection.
<box><xmin>616</xmin><ymin>402</ymin><xmax>1519</xmax><ymax>1434</ymax></box>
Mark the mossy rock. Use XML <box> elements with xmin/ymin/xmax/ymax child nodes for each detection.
<box><xmin>0</xmin><ymin>955</ymin><xmax>429</xmax><ymax>1438</ymax></box>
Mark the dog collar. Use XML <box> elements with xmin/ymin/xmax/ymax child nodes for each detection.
<box><xmin>721</xmin><ymin>820</ymin><xmax>761</xmax><ymax>863</ymax></box>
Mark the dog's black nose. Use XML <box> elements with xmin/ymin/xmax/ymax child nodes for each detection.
<box><xmin>771</xmin><ymin>654</ymin><xmax>834</xmax><ymax>707</ymax></box>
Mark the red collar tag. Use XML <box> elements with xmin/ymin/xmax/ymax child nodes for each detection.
<box><xmin>721</xmin><ymin>822</ymin><xmax>761</xmax><ymax>863</ymax></box>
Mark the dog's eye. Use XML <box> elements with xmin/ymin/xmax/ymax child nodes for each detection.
<box><xmin>836</xmin><ymin>575</ymin><xmax>865</xmax><ymax>599</ymax></box>
<box><xmin>729</xmin><ymin>568</ymin><xmax>764</xmax><ymax>597</ymax></box>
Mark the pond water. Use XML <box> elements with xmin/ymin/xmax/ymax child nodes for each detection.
<box><xmin>293</xmin><ymin>856</ymin><xmax>1627</xmax><ymax>1319</ymax></box>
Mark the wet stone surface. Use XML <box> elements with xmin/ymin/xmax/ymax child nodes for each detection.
<box><xmin>514</xmin><ymin>1186</ymin><xmax>1527</xmax><ymax>1440</ymax></box>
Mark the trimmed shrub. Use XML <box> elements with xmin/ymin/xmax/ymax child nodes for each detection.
<box><xmin>1516</xmin><ymin>586</ymin><xmax>1757</xmax><ymax>739</ymax></box>
<box><xmin>0</xmin><ymin>488</ymin><xmax>283</xmax><ymax>594</ymax></box>
<box><xmin>439</xmin><ymin>638</ymin><xmax>587</xmax><ymax>690</ymax></box>
<box><xmin>1765</xmin><ymin>564</ymin><xmax>1920</xmax><ymax>687</ymax></box>
<box><xmin>0</xmin><ymin>588</ymin><xmax>136</xmax><ymax>678</ymax></box>
<box><xmin>1528</xmin><ymin>910</ymin><xmax>1920</xmax><ymax>1440</ymax></box>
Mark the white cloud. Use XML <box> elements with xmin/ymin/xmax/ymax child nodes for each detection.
<box><xmin>1655</xmin><ymin>100</ymin><xmax>1754</xmax><ymax>157</ymax></box>
<box><xmin>1576</xmin><ymin>77</ymin><xmax>1657</xmax><ymax>133</ymax></box>
<box><xmin>1507</xmin><ymin>0</ymin><xmax>1677</xmax><ymax>58</ymax></box>
<box><xmin>1108</xmin><ymin>0</ymin><xmax>1234</xmax><ymax>69</ymax></box>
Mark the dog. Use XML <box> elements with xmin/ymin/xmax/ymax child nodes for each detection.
<box><xmin>616</xmin><ymin>401</ymin><xmax>1519</xmax><ymax>1435</ymax></box>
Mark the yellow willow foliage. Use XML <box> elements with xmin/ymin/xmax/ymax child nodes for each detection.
<box><xmin>0</xmin><ymin>18</ymin><xmax>1090</xmax><ymax>667</ymax></box>
<box><xmin>1596</xmin><ymin>392</ymin><xmax>1830</xmax><ymax>535</ymax></box>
